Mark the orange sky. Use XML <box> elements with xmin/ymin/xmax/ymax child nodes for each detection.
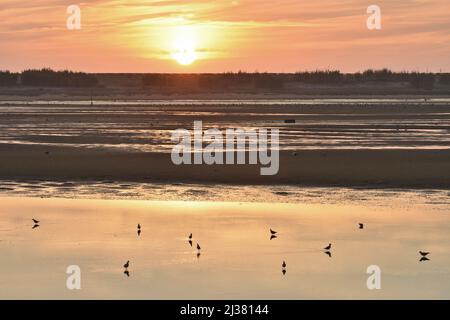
<box><xmin>1</xmin><ymin>0</ymin><xmax>449</xmax><ymax>73</ymax></box>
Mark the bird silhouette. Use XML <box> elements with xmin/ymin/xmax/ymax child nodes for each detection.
<box><xmin>32</xmin><ymin>219</ymin><xmax>40</xmax><ymax>224</ymax></box>
<box><xmin>270</xmin><ymin>229</ymin><xmax>277</xmax><ymax>235</ymax></box>
<box><xmin>188</xmin><ymin>240</ymin><xmax>193</xmax><ymax>247</ymax></box>
<box><xmin>32</xmin><ymin>224</ymin><xmax>40</xmax><ymax>229</ymax></box>
<box><xmin>282</xmin><ymin>261</ymin><xmax>286</xmax><ymax>268</ymax></box>
<box><xmin>419</xmin><ymin>251</ymin><xmax>430</xmax><ymax>257</ymax></box>
<box><xmin>270</xmin><ymin>235</ymin><xmax>277</xmax><ymax>240</ymax></box>
<box><xmin>282</xmin><ymin>269</ymin><xmax>286</xmax><ymax>275</ymax></box>
<box><xmin>124</xmin><ymin>270</ymin><xmax>130</xmax><ymax>277</ymax></box>
<box><xmin>197</xmin><ymin>243</ymin><xmax>201</xmax><ymax>251</ymax></box>
<box><xmin>137</xmin><ymin>229</ymin><xmax>141</xmax><ymax>236</ymax></box>
<box><xmin>420</xmin><ymin>257</ymin><xmax>430</xmax><ymax>262</ymax></box>
<box><xmin>359</xmin><ymin>223</ymin><xmax>364</xmax><ymax>229</ymax></box>
<box><xmin>197</xmin><ymin>252</ymin><xmax>201</xmax><ymax>259</ymax></box>
<box><xmin>324</xmin><ymin>243</ymin><xmax>332</xmax><ymax>250</ymax></box>
<box><xmin>137</xmin><ymin>224</ymin><xmax>141</xmax><ymax>230</ymax></box>
<box><xmin>189</xmin><ymin>233</ymin><xmax>193</xmax><ymax>240</ymax></box>
<box><xmin>123</xmin><ymin>260</ymin><xmax>130</xmax><ymax>269</ymax></box>
<box><xmin>324</xmin><ymin>251</ymin><xmax>332</xmax><ymax>258</ymax></box>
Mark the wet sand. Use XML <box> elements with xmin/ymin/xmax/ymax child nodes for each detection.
<box><xmin>0</xmin><ymin>144</ymin><xmax>449</xmax><ymax>187</ymax></box>
<box><xmin>0</xmin><ymin>195</ymin><xmax>449</xmax><ymax>299</ymax></box>
<box><xmin>0</xmin><ymin>99</ymin><xmax>450</xmax><ymax>188</ymax></box>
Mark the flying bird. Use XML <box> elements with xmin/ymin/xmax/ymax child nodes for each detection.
<box><xmin>282</xmin><ymin>261</ymin><xmax>286</xmax><ymax>268</ymax></box>
<box><xmin>188</xmin><ymin>240</ymin><xmax>193</xmax><ymax>247</ymax></box>
<box><xmin>270</xmin><ymin>229</ymin><xmax>277</xmax><ymax>235</ymax></box>
<box><xmin>324</xmin><ymin>243</ymin><xmax>332</xmax><ymax>251</ymax></box>
<box><xmin>123</xmin><ymin>260</ymin><xmax>130</xmax><ymax>269</ymax></box>
<box><xmin>197</xmin><ymin>243</ymin><xmax>201</xmax><ymax>251</ymax></box>
<box><xmin>324</xmin><ymin>251</ymin><xmax>332</xmax><ymax>258</ymax></box>
<box><xmin>137</xmin><ymin>224</ymin><xmax>141</xmax><ymax>230</ymax></box>
<box><xmin>32</xmin><ymin>219</ymin><xmax>40</xmax><ymax>224</ymax></box>
<box><xmin>124</xmin><ymin>270</ymin><xmax>130</xmax><ymax>277</ymax></box>
<box><xmin>419</xmin><ymin>251</ymin><xmax>430</xmax><ymax>257</ymax></box>
<box><xmin>359</xmin><ymin>223</ymin><xmax>364</xmax><ymax>229</ymax></box>
<box><xmin>420</xmin><ymin>257</ymin><xmax>430</xmax><ymax>262</ymax></box>
<box><xmin>270</xmin><ymin>235</ymin><xmax>277</xmax><ymax>240</ymax></box>
<box><xmin>189</xmin><ymin>233</ymin><xmax>192</xmax><ymax>240</ymax></box>
<box><xmin>32</xmin><ymin>224</ymin><xmax>40</xmax><ymax>229</ymax></box>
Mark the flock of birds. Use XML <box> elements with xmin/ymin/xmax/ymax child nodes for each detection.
<box><xmin>31</xmin><ymin>219</ymin><xmax>432</xmax><ymax>277</ymax></box>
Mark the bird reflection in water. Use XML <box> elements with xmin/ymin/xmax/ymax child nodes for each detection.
<box><xmin>282</xmin><ymin>260</ymin><xmax>287</xmax><ymax>276</ymax></box>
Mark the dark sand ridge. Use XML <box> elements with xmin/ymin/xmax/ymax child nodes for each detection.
<box><xmin>1</xmin><ymin>144</ymin><xmax>449</xmax><ymax>188</ymax></box>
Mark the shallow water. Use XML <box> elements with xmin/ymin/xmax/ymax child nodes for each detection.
<box><xmin>1</xmin><ymin>100</ymin><xmax>449</xmax><ymax>151</ymax></box>
<box><xmin>0</xmin><ymin>195</ymin><xmax>449</xmax><ymax>299</ymax></box>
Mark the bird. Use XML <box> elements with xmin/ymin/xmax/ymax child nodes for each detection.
<box><xmin>123</xmin><ymin>260</ymin><xmax>130</xmax><ymax>269</ymax></box>
<box><xmin>189</xmin><ymin>233</ymin><xmax>192</xmax><ymax>240</ymax></box>
<box><xmin>359</xmin><ymin>223</ymin><xmax>364</xmax><ymax>229</ymax></box>
<box><xmin>32</xmin><ymin>219</ymin><xmax>40</xmax><ymax>224</ymax></box>
<box><xmin>419</xmin><ymin>251</ymin><xmax>430</xmax><ymax>257</ymax></box>
<box><xmin>270</xmin><ymin>229</ymin><xmax>277</xmax><ymax>235</ymax></box>
<box><xmin>282</xmin><ymin>261</ymin><xmax>286</xmax><ymax>268</ymax></box>
<box><xmin>282</xmin><ymin>269</ymin><xmax>286</xmax><ymax>275</ymax></box>
<box><xmin>32</xmin><ymin>224</ymin><xmax>40</xmax><ymax>229</ymax></box>
<box><xmin>137</xmin><ymin>229</ymin><xmax>141</xmax><ymax>236</ymax></box>
<box><xmin>137</xmin><ymin>224</ymin><xmax>141</xmax><ymax>230</ymax></box>
<box><xmin>124</xmin><ymin>270</ymin><xmax>130</xmax><ymax>277</ymax></box>
<box><xmin>197</xmin><ymin>252</ymin><xmax>201</xmax><ymax>259</ymax></box>
<box><xmin>324</xmin><ymin>251</ymin><xmax>332</xmax><ymax>258</ymax></box>
<box><xmin>420</xmin><ymin>257</ymin><xmax>430</xmax><ymax>262</ymax></box>
<box><xmin>197</xmin><ymin>243</ymin><xmax>201</xmax><ymax>251</ymax></box>
<box><xmin>270</xmin><ymin>235</ymin><xmax>277</xmax><ymax>240</ymax></box>
<box><xmin>188</xmin><ymin>240</ymin><xmax>193</xmax><ymax>247</ymax></box>
<box><xmin>324</xmin><ymin>243</ymin><xmax>332</xmax><ymax>250</ymax></box>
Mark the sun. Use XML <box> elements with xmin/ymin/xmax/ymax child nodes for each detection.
<box><xmin>170</xmin><ymin>26</ymin><xmax>198</xmax><ymax>66</ymax></box>
<box><xmin>171</xmin><ymin>40</ymin><xmax>197</xmax><ymax>65</ymax></box>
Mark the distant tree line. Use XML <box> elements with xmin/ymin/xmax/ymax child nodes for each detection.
<box><xmin>1</xmin><ymin>68</ymin><xmax>450</xmax><ymax>90</ymax></box>
<box><xmin>0</xmin><ymin>71</ymin><xmax>18</xmax><ymax>86</ymax></box>
<box><xmin>0</xmin><ymin>69</ymin><xmax>98</xmax><ymax>87</ymax></box>
<box><xmin>142</xmin><ymin>70</ymin><xmax>450</xmax><ymax>90</ymax></box>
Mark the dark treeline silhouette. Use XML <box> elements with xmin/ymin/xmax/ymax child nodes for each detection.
<box><xmin>0</xmin><ymin>69</ymin><xmax>97</xmax><ymax>87</ymax></box>
<box><xmin>21</xmin><ymin>69</ymin><xmax>98</xmax><ymax>87</ymax></box>
<box><xmin>1</xmin><ymin>68</ymin><xmax>449</xmax><ymax>91</ymax></box>
<box><xmin>143</xmin><ymin>69</ymin><xmax>449</xmax><ymax>90</ymax></box>
<box><xmin>0</xmin><ymin>71</ymin><xmax>18</xmax><ymax>86</ymax></box>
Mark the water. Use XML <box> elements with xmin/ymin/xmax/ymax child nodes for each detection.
<box><xmin>0</xmin><ymin>194</ymin><xmax>449</xmax><ymax>299</ymax></box>
<box><xmin>1</xmin><ymin>100</ymin><xmax>449</xmax><ymax>151</ymax></box>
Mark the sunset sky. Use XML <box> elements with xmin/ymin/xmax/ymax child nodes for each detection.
<box><xmin>0</xmin><ymin>0</ymin><xmax>449</xmax><ymax>73</ymax></box>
